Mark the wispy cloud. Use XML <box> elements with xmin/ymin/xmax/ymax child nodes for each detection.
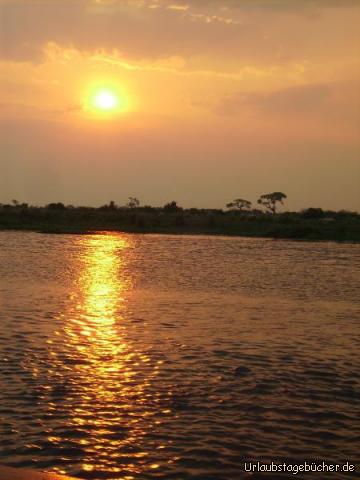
<box><xmin>215</xmin><ymin>83</ymin><xmax>333</xmax><ymax>115</ymax></box>
<box><xmin>160</xmin><ymin>0</ymin><xmax>360</xmax><ymax>9</ymax></box>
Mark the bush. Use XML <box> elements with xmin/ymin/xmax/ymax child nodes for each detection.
<box><xmin>46</xmin><ymin>202</ymin><xmax>66</xmax><ymax>210</ymax></box>
<box><xmin>163</xmin><ymin>201</ymin><xmax>181</xmax><ymax>213</ymax></box>
<box><xmin>301</xmin><ymin>208</ymin><xmax>324</xmax><ymax>219</ymax></box>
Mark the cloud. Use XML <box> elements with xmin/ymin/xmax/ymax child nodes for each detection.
<box><xmin>0</xmin><ymin>0</ymin><xmax>242</xmax><ymax>62</ymax></box>
<box><xmin>162</xmin><ymin>0</ymin><xmax>360</xmax><ymax>9</ymax></box>
<box><xmin>1</xmin><ymin>0</ymin><xmax>359</xmax><ymax>65</ymax></box>
<box><xmin>216</xmin><ymin>83</ymin><xmax>333</xmax><ymax>115</ymax></box>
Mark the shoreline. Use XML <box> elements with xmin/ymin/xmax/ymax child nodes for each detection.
<box><xmin>0</xmin><ymin>225</ymin><xmax>359</xmax><ymax>244</ymax></box>
<box><xmin>1</xmin><ymin>206</ymin><xmax>359</xmax><ymax>243</ymax></box>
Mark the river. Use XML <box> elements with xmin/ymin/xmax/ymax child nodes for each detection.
<box><xmin>0</xmin><ymin>232</ymin><xmax>359</xmax><ymax>479</ymax></box>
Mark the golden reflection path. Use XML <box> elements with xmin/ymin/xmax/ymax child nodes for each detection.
<box><xmin>50</xmin><ymin>233</ymin><xmax>162</xmax><ymax>479</ymax></box>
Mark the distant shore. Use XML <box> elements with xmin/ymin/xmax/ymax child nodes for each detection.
<box><xmin>1</xmin><ymin>205</ymin><xmax>360</xmax><ymax>242</ymax></box>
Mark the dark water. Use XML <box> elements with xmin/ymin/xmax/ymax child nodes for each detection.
<box><xmin>0</xmin><ymin>231</ymin><xmax>359</xmax><ymax>480</ymax></box>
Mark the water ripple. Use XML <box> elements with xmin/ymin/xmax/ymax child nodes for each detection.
<box><xmin>0</xmin><ymin>232</ymin><xmax>359</xmax><ymax>479</ymax></box>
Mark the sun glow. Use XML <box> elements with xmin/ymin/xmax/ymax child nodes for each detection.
<box><xmin>93</xmin><ymin>90</ymin><xmax>118</xmax><ymax>111</ymax></box>
<box><xmin>83</xmin><ymin>83</ymin><xmax>130</xmax><ymax>117</ymax></box>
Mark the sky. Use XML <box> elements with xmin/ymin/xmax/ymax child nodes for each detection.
<box><xmin>0</xmin><ymin>0</ymin><xmax>359</xmax><ymax>211</ymax></box>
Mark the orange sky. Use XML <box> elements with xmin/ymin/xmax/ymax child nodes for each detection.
<box><xmin>1</xmin><ymin>0</ymin><xmax>359</xmax><ymax>210</ymax></box>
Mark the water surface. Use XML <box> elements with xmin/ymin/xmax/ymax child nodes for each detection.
<box><xmin>0</xmin><ymin>232</ymin><xmax>359</xmax><ymax>479</ymax></box>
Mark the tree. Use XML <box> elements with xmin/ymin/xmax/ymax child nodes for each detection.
<box><xmin>226</xmin><ymin>198</ymin><xmax>252</xmax><ymax>211</ymax></box>
<box><xmin>99</xmin><ymin>200</ymin><xmax>117</xmax><ymax>210</ymax></box>
<box><xmin>47</xmin><ymin>202</ymin><xmax>66</xmax><ymax>210</ymax></box>
<box><xmin>126</xmin><ymin>197</ymin><xmax>140</xmax><ymax>209</ymax></box>
<box><xmin>257</xmin><ymin>192</ymin><xmax>287</xmax><ymax>213</ymax></box>
<box><xmin>163</xmin><ymin>201</ymin><xmax>181</xmax><ymax>213</ymax></box>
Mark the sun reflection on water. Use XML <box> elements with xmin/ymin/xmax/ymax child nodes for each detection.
<box><xmin>50</xmin><ymin>233</ymin><xmax>161</xmax><ymax>478</ymax></box>
<box><xmin>68</xmin><ymin>234</ymin><xmax>130</xmax><ymax>364</ymax></box>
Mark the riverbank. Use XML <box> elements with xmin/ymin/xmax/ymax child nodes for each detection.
<box><xmin>1</xmin><ymin>206</ymin><xmax>359</xmax><ymax>242</ymax></box>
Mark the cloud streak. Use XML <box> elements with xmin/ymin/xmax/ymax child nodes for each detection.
<box><xmin>216</xmin><ymin>83</ymin><xmax>333</xmax><ymax>116</ymax></box>
<box><xmin>161</xmin><ymin>0</ymin><xmax>360</xmax><ymax>9</ymax></box>
<box><xmin>1</xmin><ymin>0</ymin><xmax>359</xmax><ymax>64</ymax></box>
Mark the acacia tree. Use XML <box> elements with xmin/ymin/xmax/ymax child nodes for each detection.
<box><xmin>226</xmin><ymin>198</ymin><xmax>252</xmax><ymax>211</ymax></box>
<box><xmin>127</xmin><ymin>197</ymin><xmax>140</xmax><ymax>208</ymax></box>
<box><xmin>257</xmin><ymin>192</ymin><xmax>287</xmax><ymax>213</ymax></box>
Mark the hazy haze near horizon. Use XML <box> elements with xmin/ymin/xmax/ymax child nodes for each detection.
<box><xmin>1</xmin><ymin>0</ymin><xmax>359</xmax><ymax>211</ymax></box>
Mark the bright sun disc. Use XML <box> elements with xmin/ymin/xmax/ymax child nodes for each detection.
<box><xmin>83</xmin><ymin>83</ymin><xmax>131</xmax><ymax>118</ymax></box>
<box><xmin>93</xmin><ymin>90</ymin><xmax>118</xmax><ymax>111</ymax></box>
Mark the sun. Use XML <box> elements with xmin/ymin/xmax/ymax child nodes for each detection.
<box><xmin>93</xmin><ymin>90</ymin><xmax>118</xmax><ymax>111</ymax></box>
<box><xmin>83</xmin><ymin>83</ymin><xmax>130</xmax><ymax>118</ymax></box>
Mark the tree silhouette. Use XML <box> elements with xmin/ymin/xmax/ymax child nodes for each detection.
<box><xmin>257</xmin><ymin>192</ymin><xmax>287</xmax><ymax>213</ymax></box>
<box><xmin>226</xmin><ymin>198</ymin><xmax>252</xmax><ymax>211</ymax></box>
<box><xmin>127</xmin><ymin>197</ymin><xmax>140</xmax><ymax>209</ymax></box>
<box><xmin>163</xmin><ymin>201</ymin><xmax>181</xmax><ymax>213</ymax></box>
<box><xmin>47</xmin><ymin>202</ymin><xmax>66</xmax><ymax>210</ymax></box>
